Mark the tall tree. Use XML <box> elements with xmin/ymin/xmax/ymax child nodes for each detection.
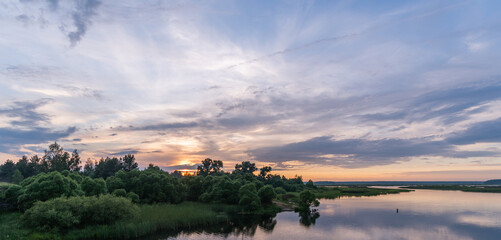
<box><xmin>122</xmin><ymin>154</ymin><xmax>138</xmax><ymax>171</ymax></box>
<box><xmin>44</xmin><ymin>142</ymin><xmax>70</xmax><ymax>172</ymax></box>
<box><xmin>16</xmin><ymin>156</ymin><xmax>29</xmax><ymax>177</ymax></box>
<box><xmin>94</xmin><ymin>157</ymin><xmax>123</xmax><ymax>179</ymax></box>
<box><xmin>83</xmin><ymin>159</ymin><xmax>95</xmax><ymax>176</ymax></box>
<box><xmin>28</xmin><ymin>155</ymin><xmax>41</xmax><ymax>176</ymax></box>
<box><xmin>259</xmin><ymin>166</ymin><xmax>272</xmax><ymax>178</ymax></box>
<box><xmin>68</xmin><ymin>149</ymin><xmax>81</xmax><ymax>172</ymax></box>
<box><xmin>0</xmin><ymin>160</ymin><xmax>17</xmax><ymax>181</ymax></box>
<box><xmin>234</xmin><ymin>161</ymin><xmax>257</xmax><ymax>175</ymax></box>
<box><xmin>197</xmin><ymin>158</ymin><xmax>223</xmax><ymax>176</ymax></box>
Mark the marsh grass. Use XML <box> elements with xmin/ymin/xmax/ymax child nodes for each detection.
<box><xmin>277</xmin><ymin>187</ymin><xmax>410</xmax><ymax>203</ymax></box>
<box><xmin>64</xmin><ymin>202</ymin><xmax>231</xmax><ymax>239</ymax></box>
<box><xmin>0</xmin><ymin>212</ymin><xmax>30</xmax><ymax>240</ymax></box>
<box><xmin>403</xmin><ymin>185</ymin><xmax>501</xmax><ymax>193</ymax></box>
<box><xmin>0</xmin><ymin>182</ymin><xmax>16</xmax><ymax>188</ymax></box>
<box><xmin>313</xmin><ymin>186</ymin><xmax>410</xmax><ymax>199</ymax></box>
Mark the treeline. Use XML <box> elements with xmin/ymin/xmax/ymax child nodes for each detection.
<box><xmin>0</xmin><ymin>143</ymin><xmax>315</xmax><ymax>232</ymax></box>
<box><xmin>0</xmin><ymin>142</ymin><xmax>140</xmax><ymax>183</ymax></box>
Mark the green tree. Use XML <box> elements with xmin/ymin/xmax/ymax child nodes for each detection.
<box><xmin>68</xmin><ymin>149</ymin><xmax>81</xmax><ymax>172</ymax></box>
<box><xmin>296</xmin><ymin>190</ymin><xmax>319</xmax><ymax>212</ymax></box>
<box><xmin>305</xmin><ymin>179</ymin><xmax>316</xmax><ymax>189</ymax></box>
<box><xmin>0</xmin><ymin>159</ymin><xmax>17</xmax><ymax>181</ymax></box>
<box><xmin>238</xmin><ymin>183</ymin><xmax>261</xmax><ymax>211</ymax></box>
<box><xmin>15</xmin><ymin>156</ymin><xmax>30</xmax><ymax>178</ymax></box>
<box><xmin>258</xmin><ymin>185</ymin><xmax>276</xmax><ymax>204</ymax></box>
<box><xmin>127</xmin><ymin>192</ymin><xmax>140</xmax><ymax>203</ymax></box>
<box><xmin>28</xmin><ymin>155</ymin><xmax>42</xmax><ymax>176</ymax></box>
<box><xmin>259</xmin><ymin>166</ymin><xmax>272</xmax><ymax>178</ymax></box>
<box><xmin>234</xmin><ymin>161</ymin><xmax>257</xmax><ymax>175</ymax></box>
<box><xmin>94</xmin><ymin>157</ymin><xmax>123</xmax><ymax>179</ymax></box>
<box><xmin>112</xmin><ymin>188</ymin><xmax>127</xmax><ymax>197</ymax></box>
<box><xmin>197</xmin><ymin>158</ymin><xmax>223</xmax><ymax>176</ymax></box>
<box><xmin>44</xmin><ymin>142</ymin><xmax>71</xmax><ymax>172</ymax></box>
<box><xmin>12</xmin><ymin>169</ymin><xmax>24</xmax><ymax>184</ymax></box>
<box><xmin>106</xmin><ymin>175</ymin><xmax>125</xmax><ymax>193</ymax></box>
<box><xmin>122</xmin><ymin>154</ymin><xmax>138</xmax><ymax>171</ymax></box>
<box><xmin>22</xmin><ymin>195</ymin><xmax>139</xmax><ymax>231</ymax></box>
<box><xmin>81</xmin><ymin>177</ymin><xmax>107</xmax><ymax>196</ymax></box>
<box><xmin>17</xmin><ymin>171</ymin><xmax>83</xmax><ymax>210</ymax></box>
<box><xmin>4</xmin><ymin>185</ymin><xmax>22</xmax><ymax>209</ymax></box>
<box><xmin>83</xmin><ymin>159</ymin><xmax>95</xmax><ymax>176</ymax></box>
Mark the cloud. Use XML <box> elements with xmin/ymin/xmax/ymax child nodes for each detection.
<box><xmin>446</xmin><ymin>117</ymin><xmax>501</xmax><ymax>145</ymax></box>
<box><xmin>116</xmin><ymin>122</ymin><xmax>199</xmax><ymax>131</ymax></box>
<box><xmin>226</xmin><ymin>33</ymin><xmax>358</xmax><ymax>70</ymax></box>
<box><xmin>164</xmin><ymin>164</ymin><xmax>199</xmax><ymax>171</ymax></box>
<box><xmin>108</xmin><ymin>149</ymin><xmax>139</xmax><ymax>156</ymax></box>
<box><xmin>18</xmin><ymin>0</ymin><xmax>102</xmax><ymax>46</ymax></box>
<box><xmin>247</xmin><ymin>135</ymin><xmax>497</xmax><ymax>168</ymax></box>
<box><xmin>67</xmin><ymin>0</ymin><xmax>102</xmax><ymax>46</ymax></box>
<box><xmin>0</xmin><ymin>127</ymin><xmax>77</xmax><ymax>153</ymax></box>
<box><xmin>0</xmin><ymin>98</ymin><xmax>52</xmax><ymax>127</ymax></box>
<box><xmin>357</xmin><ymin>81</ymin><xmax>501</xmax><ymax>125</ymax></box>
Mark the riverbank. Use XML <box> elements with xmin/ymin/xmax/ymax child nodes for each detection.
<box><xmin>273</xmin><ymin>186</ymin><xmax>410</xmax><ymax>211</ymax></box>
<box><xmin>1</xmin><ymin>202</ymin><xmax>235</xmax><ymax>240</ymax></box>
<box><xmin>402</xmin><ymin>185</ymin><xmax>501</xmax><ymax>193</ymax></box>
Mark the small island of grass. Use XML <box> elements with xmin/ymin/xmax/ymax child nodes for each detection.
<box><xmin>402</xmin><ymin>185</ymin><xmax>501</xmax><ymax>193</ymax></box>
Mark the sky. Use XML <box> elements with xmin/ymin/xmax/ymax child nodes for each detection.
<box><xmin>1</xmin><ymin>0</ymin><xmax>501</xmax><ymax>181</ymax></box>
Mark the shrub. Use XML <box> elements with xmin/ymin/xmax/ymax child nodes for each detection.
<box><xmin>4</xmin><ymin>185</ymin><xmax>22</xmax><ymax>209</ymax></box>
<box><xmin>12</xmin><ymin>170</ymin><xmax>24</xmax><ymax>184</ymax></box>
<box><xmin>274</xmin><ymin>187</ymin><xmax>287</xmax><ymax>194</ymax></box>
<box><xmin>112</xmin><ymin>189</ymin><xmax>127</xmax><ymax>197</ymax></box>
<box><xmin>126</xmin><ymin>192</ymin><xmax>140</xmax><ymax>203</ymax></box>
<box><xmin>22</xmin><ymin>195</ymin><xmax>139</xmax><ymax>231</ymax></box>
<box><xmin>238</xmin><ymin>183</ymin><xmax>261</xmax><ymax>211</ymax></box>
<box><xmin>296</xmin><ymin>190</ymin><xmax>319</xmax><ymax>212</ymax></box>
<box><xmin>81</xmin><ymin>177</ymin><xmax>107</xmax><ymax>196</ymax></box>
<box><xmin>17</xmin><ymin>172</ymin><xmax>83</xmax><ymax>211</ymax></box>
<box><xmin>258</xmin><ymin>185</ymin><xmax>276</xmax><ymax>204</ymax></box>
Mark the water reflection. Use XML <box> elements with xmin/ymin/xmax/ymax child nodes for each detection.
<box><xmin>298</xmin><ymin>210</ymin><xmax>320</xmax><ymax>227</ymax></box>
<box><xmin>164</xmin><ymin>189</ymin><xmax>501</xmax><ymax>240</ymax></box>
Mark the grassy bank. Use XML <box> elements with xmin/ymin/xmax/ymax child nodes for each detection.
<box><xmin>276</xmin><ymin>186</ymin><xmax>410</xmax><ymax>208</ymax></box>
<box><xmin>0</xmin><ymin>182</ymin><xmax>16</xmax><ymax>188</ymax></box>
<box><xmin>0</xmin><ymin>202</ymin><xmax>239</xmax><ymax>240</ymax></box>
<box><xmin>66</xmin><ymin>202</ymin><xmax>235</xmax><ymax>239</ymax></box>
<box><xmin>313</xmin><ymin>186</ymin><xmax>411</xmax><ymax>199</ymax></box>
<box><xmin>402</xmin><ymin>185</ymin><xmax>501</xmax><ymax>193</ymax></box>
<box><xmin>0</xmin><ymin>212</ymin><xmax>29</xmax><ymax>240</ymax></box>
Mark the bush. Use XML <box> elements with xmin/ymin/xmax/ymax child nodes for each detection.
<box><xmin>105</xmin><ymin>176</ymin><xmax>124</xmax><ymax>193</ymax></box>
<box><xmin>296</xmin><ymin>190</ymin><xmax>319</xmax><ymax>212</ymax></box>
<box><xmin>274</xmin><ymin>187</ymin><xmax>287</xmax><ymax>194</ymax></box>
<box><xmin>238</xmin><ymin>183</ymin><xmax>261</xmax><ymax>211</ymax></box>
<box><xmin>12</xmin><ymin>170</ymin><xmax>24</xmax><ymax>184</ymax></box>
<box><xmin>81</xmin><ymin>177</ymin><xmax>107</xmax><ymax>196</ymax></box>
<box><xmin>22</xmin><ymin>195</ymin><xmax>139</xmax><ymax>231</ymax></box>
<box><xmin>126</xmin><ymin>192</ymin><xmax>140</xmax><ymax>203</ymax></box>
<box><xmin>4</xmin><ymin>185</ymin><xmax>22</xmax><ymax>209</ymax></box>
<box><xmin>17</xmin><ymin>172</ymin><xmax>83</xmax><ymax>211</ymax></box>
<box><xmin>258</xmin><ymin>185</ymin><xmax>276</xmax><ymax>204</ymax></box>
<box><xmin>112</xmin><ymin>189</ymin><xmax>127</xmax><ymax>197</ymax></box>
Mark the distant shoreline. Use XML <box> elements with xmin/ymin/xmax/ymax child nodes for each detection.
<box><xmin>314</xmin><ymin>181</ymin><xmax>488</xmax><ymax>186</ymax></box>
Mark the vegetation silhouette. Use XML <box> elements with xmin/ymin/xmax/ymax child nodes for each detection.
<box><xmin>0</xmin><ymin>142</ymin><xmax>406</xmax><ymax>239</ymax></box>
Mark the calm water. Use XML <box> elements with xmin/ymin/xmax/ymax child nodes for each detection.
<box><xmin>164</xmin><ymin>189</ymin><xmax>501</xmax><ymax>240</ymax></box>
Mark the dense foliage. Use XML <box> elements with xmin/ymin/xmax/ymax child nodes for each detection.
<box><xmin>17</xmin><ymin>171</ymin><xmax>83</xmax><ymax>211</ymax></box>
<box><xmin>296</xmin><ymin>190</ymin><xmax>320</xmax><ymax>212</ymax></box>
<box><xmin>0</xmin><ymin>143</ymin><xmax>316</xmax><ymax>236</ymax></box>
<box><xmin>22</xmin><ymin>195</ymin><xmax>139</xmax><ymax>231</ymax></box>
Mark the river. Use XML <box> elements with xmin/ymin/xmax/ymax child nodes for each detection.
<box><xmin>164</xmin><ymin>189</ymin><xmax>501</xmax><ymax>240</ymax></box>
